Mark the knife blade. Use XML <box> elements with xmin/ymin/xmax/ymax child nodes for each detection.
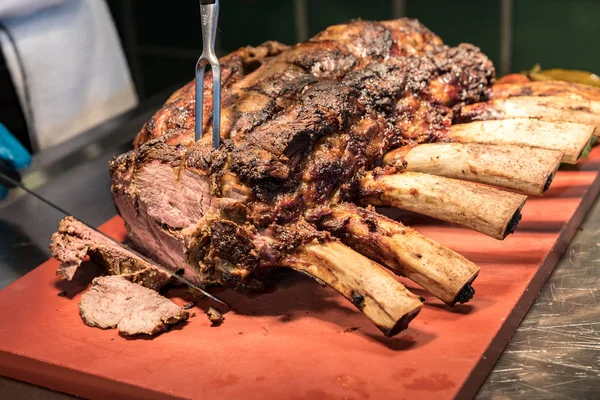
<box><xmin>0</xmin><ymin>169</ymin><xmax>229</xmax><ymax>308</ymax></box>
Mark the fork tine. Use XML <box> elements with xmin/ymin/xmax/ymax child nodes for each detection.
<box><xmin>195</xmin><ymin>62</ymin><xmax>206</xmax><ymax>141</ymax></box>
<box><xmin>211</xmin><ymin>62</ymin><xmax>221</xmax><ymax>148</ymax></box>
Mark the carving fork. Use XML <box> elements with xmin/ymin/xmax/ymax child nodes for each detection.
<box><xmin>195</xmin><ymin>0</ymin><xmax>221</xmax><ymax>148</ymax></box>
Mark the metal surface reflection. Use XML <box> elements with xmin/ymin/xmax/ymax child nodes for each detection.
<box><xmin>477</xmin><ymin>196</ymin><xmax>600</xmax><ymax>398</ymax></box>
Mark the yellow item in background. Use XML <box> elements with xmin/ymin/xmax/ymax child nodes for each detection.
<box><xmin>525</xmin><ymin>64</ymin><xmax>600</xmax><ymax>87</ymax></box>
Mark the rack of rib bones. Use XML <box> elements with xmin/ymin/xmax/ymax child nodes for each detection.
<box><xmin>51</xmin><ymin>19</ymin><xmax>600</xmax><ymax>336</ymax></box>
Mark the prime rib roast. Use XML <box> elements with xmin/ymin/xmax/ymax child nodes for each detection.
<box><xmin>50</xmin><ymin>18</ymin><xmax>600</xmax><ymax>336</ymax></box>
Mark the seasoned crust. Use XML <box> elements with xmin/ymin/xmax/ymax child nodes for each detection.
<box><xmin>134</xmin><ymin>41</ymin><xmax>290</xmax><ymax>148</ymax></box>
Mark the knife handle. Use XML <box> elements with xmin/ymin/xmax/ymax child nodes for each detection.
<box><xmin>0</xmin><ymin>123</ymin><xmax>31</xmax><ymax>170</ymax></box>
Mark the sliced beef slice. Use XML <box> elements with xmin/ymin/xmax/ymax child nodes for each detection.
<box><xmin>50</xmin><ymin>216</ymin><xmax>171</xmax><ymax>291</ymax></box>
<box><xmin>79</xmin><ymin>276</ymin><xmax>189</xmax><ymax>336</ymax></box>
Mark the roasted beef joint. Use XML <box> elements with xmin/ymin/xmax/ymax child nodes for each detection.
<box><xmin>51</xmin><ymin>18</ymin><xmax>600</xmax><ymax>336</ymax></box>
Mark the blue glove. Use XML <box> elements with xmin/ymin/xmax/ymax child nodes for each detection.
<box><xmin>0</xmin><ymin>123</ymin><xmax>32</xmax><ymax>200</ymax></box>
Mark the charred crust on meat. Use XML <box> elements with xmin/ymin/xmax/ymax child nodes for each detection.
<box><xmin>210</xmin><ymin>221</ymin><xmax>259</xmax><ymax>271</ymax></box>
<box><xmin>206</xmin><ymin>306</ymin><xmax>225</xmax><ymax>326</ymax></box>
<box><xmin>185</xmin><ymin>142</ymin><xmax>215</xmax><ymax>171</ymax></box>
<box><xmin>364</xmin><ymin>216</ymin><xmax>378</xmax><ymax>233</ymax></box>
<box><xmin>220</xmin><ymin>201</ymin><xmax>249</xmax><ymax>223</ymax></box>
<box><xmin>134</xmin><ymin>131</ymin><xmax>191</xmax><ymax>167</ymax></box>
<box><xmin>229</xmin><ymin>144</ymin><xmax>290</xmax><ymax>183</ymax></box>
<box><xmin>285</xmin><ymin>41</ymin><xmax>358</xmax><ymax>79</ymax></box>
<box><xmin>268</xmin><ymin>221</ymin><xmax>329</xmax><ymax>253</ymax></box>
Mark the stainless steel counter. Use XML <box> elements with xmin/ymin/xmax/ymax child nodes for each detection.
<box><xmin>477</xmin><ymin>196</ymin><xmax>600</xmax><ymax>399</ymax></box>
<box><xmin>1</xmin><ymin>98</ymin><xmax>599</xmax><ymax>399</ymax></box>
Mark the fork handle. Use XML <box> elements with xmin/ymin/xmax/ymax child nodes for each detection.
<box><xmin>199</xmin><ymin>0</ymin><xmax>219</xmax><ymax>53</ymax></box>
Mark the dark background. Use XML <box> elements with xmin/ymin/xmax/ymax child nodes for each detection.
<box><xmin>106</xmin><ymin>0</ymin><xmax>600</xmax><ymax>101</ymax></box>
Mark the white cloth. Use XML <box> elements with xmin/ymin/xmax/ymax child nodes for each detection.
<box><xmin>0</xmin><ymin>0</ymin><xmax>138</xmax><ymax>150</ymax></box>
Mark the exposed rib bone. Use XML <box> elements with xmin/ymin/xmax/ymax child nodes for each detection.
<box><xmin>281</xmin><ymin>239</ymin><xmax>423</xmax><ymax>336</ymax></box>
<box><xmin>492</xmin><ymin>80</ymin><xmax>600</xmax><ymax>103</ymax></box>
<box><xmin>447</xmin><ymin>118</ymin><xmax>594</xmax><ymax>164</ymax></box>
<box><xmin>458</xmin><ymin>96</ymin><xmax>600</xmax><ymax>135</ymax></box>
<box><xmin>360</xmin><ymin>172</ymin><xmax>527</xmax><ymax>240</ymax></box>
<box><xmin>383</xmin><ymin>143</ymin><xmax>563</xmax><ymax>195</ymax></box>
<box><xmin>311</xmin><ymin>204</ymin><xmax>480</xmax><ymax>305</ymax></box>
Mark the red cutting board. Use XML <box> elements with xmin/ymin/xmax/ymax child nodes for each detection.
<box><xmin>1</xmin><ymin>149</ymin><xmax>600</xmax><ymax>400</ymax></box>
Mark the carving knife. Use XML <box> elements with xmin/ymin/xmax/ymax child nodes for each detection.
<box><xmin>0</xmin><ymin>167</ymin><xmax>229</xmax><ymax>308</ymax></box>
